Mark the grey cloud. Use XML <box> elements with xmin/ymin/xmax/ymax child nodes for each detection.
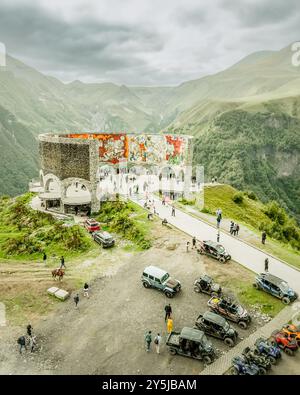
<box><xmin>0</xmin><ymin>0</ymin><xmax>299</xmax><ymax>85</ymax></box>
<box><xmin>221</xmin><ymin>0</ymin><xmax>299</xmax><ymax>28</ymax></box>
<box><xmin>0</xmin><ymin>2</ymin><xmax>164</xmax><ymax>82</ymax></box>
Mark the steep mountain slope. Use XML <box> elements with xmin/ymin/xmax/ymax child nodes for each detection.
<box><xmin>168</xmin><ymin>45</ymin><xmax>300</xmax><ymax>113</ymax></box>
<box><xmin>178</xmin><ymin>99</ymin><xmax>300</xmax><ymax>220</ymax></box>
<box><xmin>0</xmin><ymin>105</ymin><xmax>38</xmax><ymax>195</ymax></box>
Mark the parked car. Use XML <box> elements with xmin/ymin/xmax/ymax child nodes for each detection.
<box><xmin>85</xmin><ymin>218</ymin><xmax>100</xmax><ymax>233</ymax></box>
<box><xmin>270</xmin><ymin>330</ymin><xmax>298</xmax><ymax>356</ymax></box>
<box><xmin>141</xmin><ymin>266</ymin><xmax>181</xmax><ymax>298</ymax></box>
<box><xmin>194</xmin><ymin>275</ymin><xmax>222</xmax><ymax>296</ymax></box>
<box><xmin>197</xmin><ymin>240</ymin><xmax>231</xmax><ymax>263</ymax></box>
<box><xmin>254</xmin><ymin>337</ymin><xmax>281</xmax><ymax>365</ymax></box>
<box><xmin>253</xmin><ymin>273</ymin><xmax>298</xmax><ymax>304</ymax></box>
<box><xmin>166</xmin><ymin>327</ymin><xmax>215</xmax><ymax>364</ymax></box>
<box><xmin>281</xmin><ymin>324</ymin><xmax>300</xmax><ymax>346</ymax></box>
<box><xmin>92</xmin><ymin>231</ymin><xmax>115</xmax><ymax>248</ymax></box>
<box><xmin>207</xmin><ymin>296</ymin><xmax>251</xmax><ymax>329</ymax></box>
<box><xmin>195</xmin><ymin>311</ymin><xmax>238</xmax><ymax>347</ymax></box>
<box><xmin>242</xmin><ymin>347</ymin><xmax>272</xmax><ymax>375</ymax></box>
<box><xmin>230</xmin><ymin>355</ymin><xmax>260</xmax><ymax>375</ymax></box>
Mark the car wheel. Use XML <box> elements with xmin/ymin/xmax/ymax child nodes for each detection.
<box><xmin>218</xmin><ymin>256</ymin><xmax>226</xmax><ymax>263</ymax></box>
<box><xmin>224</xmin><ymin>337</ymin><xmax>235</xmax><ymax>347</ymax></box>
<box><xmin>165</xmin><ymin>292</ymin><xmax>174</xmax><ymax>298</ymax></box>
<box><xmin>194</xmin><ymin>286</ymin><xmax>201</xmax><ymax>293</ymax></box>
<box><xmin>238</xmin><ymin>321</ymin><xmax>248</xmax><ymax>329</ymax></box>
<box><xmin>282</xmin><ymin>296</ymin><xmax>290</xmax><ymax>305</ymax></box>
<box><xmin>169</xmin><ymin>348</ymin><xmax>177</xmax><ymax>355</ymax></box>
<box><xmin>203</xmin><ymin>355</ymin><xmax>212</xmax><ymax>364</ymax></box>
<box><xmin>143</xmin><ymin>282</ymin><xmax>150</xmax><ymax>289</ymax></box>
<box><xmin>259</xmin><ymin>367</ymin><xmax>267</xmax><ymax>375</ymax></box>
<box><xmin>253</xmin><ymin>283</ymin><xmax>259</xmax><ymax>290</ymax></box>
<box><xmin>284</xmin><ymin>348</ymin><xmax>294</xmax><ymax>356</ymax></box>
<box><xmin>268</xmin><ymin>356</ymin><xmax>277</xmax><ymax>365</ymax></box>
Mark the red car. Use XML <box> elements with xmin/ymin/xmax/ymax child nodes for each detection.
<box><xmin>84</xmin><ymin>218</ymin><xmax>100</xmax><ymax>233</ymax></box>
<box><xmin>271</xmin><ymin>330</ymin><xmax>298</xmax><ymax>356</ymax></box>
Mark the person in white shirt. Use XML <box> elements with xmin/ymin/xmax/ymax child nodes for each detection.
<box><xmin>154</xmin><ymin>333</ymin><xmax>162</xmax><ymax>354</ymax></box>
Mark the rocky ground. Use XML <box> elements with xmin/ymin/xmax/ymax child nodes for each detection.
<box><xmin>0</xmin><ymin>223</ymin><xmax>275</xmax><ymax>375</ymax></box>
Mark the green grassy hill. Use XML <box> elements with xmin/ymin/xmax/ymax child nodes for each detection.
<box><xmin>182</xmin><ymin>184</ymin><xmax>300</xmax><ymax>268</ymax></box>
<box><xmin>0</xmin><ymin>194</ymin><xmax>93</xmax><ymax>261</ymax></box>
<box><xmin>0</xmin><ymin>193</ymin><xmax>152</xmax><ymax>261</ymax></box>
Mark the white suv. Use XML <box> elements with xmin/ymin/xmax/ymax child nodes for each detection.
<box><xmin>141</xmin><ymin>266</ymin><xmax>181</xmax><ymax>298</ymax></box>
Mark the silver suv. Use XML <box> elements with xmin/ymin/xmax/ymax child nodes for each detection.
<box><xmin>141</xmin><ymin>266</ymin><xmax>181</xmax><ymax>298</ymax></box>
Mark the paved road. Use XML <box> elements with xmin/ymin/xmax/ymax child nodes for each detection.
<box><xmin>132</xmin><ymin>195</ymin><xmax>300</xmax><ymax>294</ymax></box>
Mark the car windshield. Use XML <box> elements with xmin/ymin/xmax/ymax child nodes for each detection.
<box><xmin>279</xmin><ymin>281</ymin><xmax>290</xmax><ymax>292</ymax></box>
<box><xmin>223</xmin><ymin>321</ymin><xmax>230</xmax><ymax>331</ymax></box>
<box><xmin>161</xmin><ymin>273</ymin><xmax>170</xmax><ymax>283</ymax></box>
<box><xmin>236</xmin><ymin>305</ymin><xmax>244</xmax><ymax>314</ymax></box>
<box><xmin>101</xmin><ymin>232</ymin><xmax>112</xmax><ymax>240</ymax></box>
<box><xmin>216</xmin><ymin>245</ymin><xmax>225</xmax><ymax>253</ymax></box>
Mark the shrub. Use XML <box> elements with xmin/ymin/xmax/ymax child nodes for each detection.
<box><xmin>232</xmin><ymin>192</ymin><xmax>244</xmax><ymax>204</ymax></box>
<box><xmin>244</xmin><ymin>190</ymin><xmax>257</xmax><ymax>200</ymax></box>
<box><xmin>264</xmin><ymin>201</ymin><xmax>287</xmax><ymax>225</ymax></box>
<box><xmin>201</xmin><ymin>207</ymin><xmax>213</xmax><ymax>214</ymax></box>
<box><xmin>180</xmin><ymin>198</ymin><xmax>196</xmax><ymax>205</ymax></box>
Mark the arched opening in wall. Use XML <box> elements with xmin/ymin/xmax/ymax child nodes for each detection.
<box><xmin>44</xmin><ymin>177</ymin><xmax>60</xmax><ymax>193</ymax></box>
<box><xmin>159</xmin><ymin>166</ymin><xmax>176</xmax><ymax>180</ymax></box>
<box><xmin>62</xmin><ymin>179</ymin><xmax>92</xmax><ymax>215</ymax></box>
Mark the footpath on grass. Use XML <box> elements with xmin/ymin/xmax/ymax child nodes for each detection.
<box><xmin>132</xmin><ymin>195</ymin><xmax>300</xmax><ymax>295</ymax></box>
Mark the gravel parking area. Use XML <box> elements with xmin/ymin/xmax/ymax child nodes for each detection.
<box><xmin>0</xmin><ymin>225</ymin><xmax>270</xmax><ymax>375</ymax></box>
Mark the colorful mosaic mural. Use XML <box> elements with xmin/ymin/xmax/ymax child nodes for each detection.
<box><xmin>97</xmin><ymin>134</ymin><xmax>128</xmax><ymax>164</ymax></box>
<box><xmin>67</xmin><ymin>133</ymin><xmax>128</xmax><ymax>164</ymax></box>
<box><xmin>128</xmin><ymin>135</ymin><xmax>167</xmax><ymax>163</ymax></box>
<box><xmin>66</xmin><ymin>133</ymin><xmax>190</xmax><ymax>165</ymax></box>
<box><xmin>165</xmin><ymin>135</ymin><xmax>188</xmax><ymax>165</ymax></box>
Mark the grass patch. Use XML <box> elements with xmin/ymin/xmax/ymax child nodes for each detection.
<box><xmin>202</xmin><ymin>185</ymin><xmax>300</xmax><ymax>250</ymax></box>
<box><xmin>220</xmin><ymin>278</ymin><xmax>284</xmax><ymax>317</ymax></box>
<box><xmin>184</xmin><ymin>185</ymin><xmax>300</xmax><ymax>268</ymax></box>
<box><xmin>0</xmin><ymin>284</ymin><xmax>60</xmax><ymax>326</ymax></box>
<box><xmin>0</xmin><ymin>193</ymin><xmax>94</xmax><ymax>261</ymax></box>
<box><xmin>96</xmin><ymin>199</ymin><xmax>152</xmax><ymax>250</ymax></box>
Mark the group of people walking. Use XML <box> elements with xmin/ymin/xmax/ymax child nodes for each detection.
<box><xmin>73</xmin><ymin>283</ymin><xmax>90</xmax><ymax>309</ymax></box>
<box><xmin>145</xmin><ymin>304</ymin><xmax>174</xmax><ymax>354</ymax></box>
<box><xmin>229</xmin><ymin>221</ymin><xmax>240</xmax><ymax>236</ymax></box>
<box><xmin>186</xmin><ymin>236</ymin><xmax>197</xmax><ymax>252</ymax></box>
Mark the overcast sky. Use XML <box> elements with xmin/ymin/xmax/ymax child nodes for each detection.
<box><xmin>0</xmin><ymin>0</ymin><xmax>299</xmax><ymax>86</ymax></box>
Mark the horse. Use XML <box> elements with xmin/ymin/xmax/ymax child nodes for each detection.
<box><xmin>52</xmin><ymin>268</ymin><xmax>65</xmax><ymax>281</ymax></box>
